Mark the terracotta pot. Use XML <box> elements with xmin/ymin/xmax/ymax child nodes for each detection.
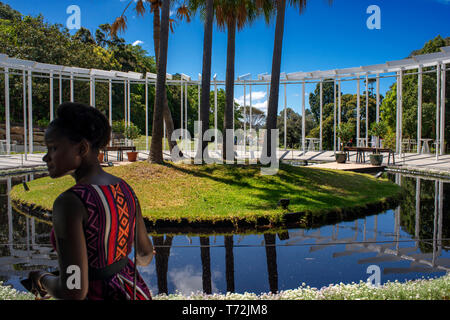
<box><xmin>127</xmin><ymin>151</ymin><xmax>138</xmax><ymax>162</ymax></box>
<box><xmin>98</xmin><ymin>153</ymin><xmax>104</xmax><ymax>163</ymax></box>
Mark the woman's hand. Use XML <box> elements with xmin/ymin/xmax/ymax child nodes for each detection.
<box><xmin>28</xmin><ymin>271</ymin><xmax>50</xmax><ymax>298</ymax></box>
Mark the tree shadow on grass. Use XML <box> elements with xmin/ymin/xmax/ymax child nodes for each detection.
<box><xmin>162</xmin><ymin>162</ymin><xmax>397</xmax><ymax>214</ymax></box>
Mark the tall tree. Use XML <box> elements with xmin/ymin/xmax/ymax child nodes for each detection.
<box><xmin>149</xmin><ymin>0</ymin><xmax>171</xmax><ymax>163</ymax></box>
<box><xmin>215</xmin><ymin>0</ymin><xmax>258</xmax><ymax>162</ymax></box>
<box><xmin>190</xmin><ymin>0</ymin><xmax>215</xmax><ymax>163</ymax></box>
<box><xmin>258</xmin><ymin>0</ymin><xmax>332</xmax><ymax>158</ymax></box>
<box><xmin>112</xmin><ymin>0</ymin><xmax>189</xmax><ymax>159</ymax></box>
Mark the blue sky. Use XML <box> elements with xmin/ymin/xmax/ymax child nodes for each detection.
<box><xmin>3</xmin><ymin>0</ymin><xmax>450</xmax><ymax>115</ymax></box>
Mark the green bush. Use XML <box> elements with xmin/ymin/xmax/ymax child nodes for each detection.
<box><xmin>124</xmin><ymin>123</ymin><xmax>141</xmax><ymax>140</ymax></box>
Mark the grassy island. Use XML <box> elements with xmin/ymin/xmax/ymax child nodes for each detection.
<box><xmin>10</xmin><ymin>162</ymin><xmax>402</xmax><ymax>230</ymax></box>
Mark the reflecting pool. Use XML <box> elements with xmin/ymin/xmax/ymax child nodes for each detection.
<box><xmin>0</xmin><ymin>171</ymin><xmax>448</xmax><ymax>296</ymax></box>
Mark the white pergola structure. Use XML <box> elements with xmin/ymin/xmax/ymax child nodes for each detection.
<box><xmin>282</xmin><ymin>47</ymin><xmax>450</xmax><ymax>158</ymax></box>
<box><xmin>1</xmin><ymin>47</ymin><xmax>449</xmax><ymax>160</ymax></box>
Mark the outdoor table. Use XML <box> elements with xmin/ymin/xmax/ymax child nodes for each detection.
<box><xmin>420</xmin><ymin>139</ymin><xmax>432</xmax><ymax>154</ymax></box>
<box><xmin>343</xmin><ymin>146</ymin><xmax>395</xmax><ymax>165</ymax></box>
<box><xmin>103</xmin><ymin>146</ymin><xmax>136</xmax><ymax>161</ymax></box>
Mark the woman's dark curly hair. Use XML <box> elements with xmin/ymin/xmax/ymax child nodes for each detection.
<box><xmin>48</xmin><ymin>102</ymin><xmax>111</xmax><ymax>151</ymax></box>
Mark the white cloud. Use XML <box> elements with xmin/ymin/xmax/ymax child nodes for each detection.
<box><xmin>168</xmin><ymin>265</ymin><xmax>220</xmax><ymax>295</ymax></box>
<box><xmin>250</xmin><ymin>101</ymin><xmax>268</xmax><ymax>114</ymax></box>
<box><xmin>132</xmin><ymin>40</ymin><xmax>144</xmax><ymax>46</ymax></box>
<box><xmin>235</xmin><ymin>91</ymin><xmax>267</xmax><ymax>106</ymax></box>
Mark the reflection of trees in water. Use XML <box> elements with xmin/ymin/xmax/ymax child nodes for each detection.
<box><xmin>393</xmin><ymin>175</ymin><xmax>449</xmax><ymax>253</ymax></box>
<box><xmin>200</xmin><ymin>236</ymin><xmax>211</xmax><ymax>294</ymax></box>
<box><xmin>264</xmin><ymin>233</ymin><xmax>278</xmax><ymax>294</ymax></box>
<box><xmin>152</xmin><ymin>235</ymin><xmax>173</xmax><ymax>295</ymax></box>
<box><xmin>224</xmin><ymin>235</ymin><xmax>234</xmax><ymax>293</ymax></box>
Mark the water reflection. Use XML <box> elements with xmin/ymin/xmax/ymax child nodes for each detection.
<box><xmin>0</xmin><ymin>172</ymin><xmax>448</xmax><ymax>295</ymax></box>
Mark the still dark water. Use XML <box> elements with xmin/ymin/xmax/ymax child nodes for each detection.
<box><xmin>0</xmin><ymin>171</ymin><xmax>448</xmax><ymax>296</ymax></box>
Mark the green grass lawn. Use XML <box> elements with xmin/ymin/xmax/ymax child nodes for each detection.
<box><xmin>10</xmin><ymin>162</ymin><xmax>402</xmax><ymax>227</ymax></box>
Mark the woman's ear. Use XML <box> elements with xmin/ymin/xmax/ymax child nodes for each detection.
<box><xmin>78</xmin><ymin>139</ymin><xmax>91</xmax><ymax>158</ymax></box>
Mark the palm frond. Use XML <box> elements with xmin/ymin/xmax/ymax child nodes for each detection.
<box><xmin>176</xmin><ymin>5</ymin><xmax>191</xmax><ymax>23</ymax></box>
<box><xmin>135</xmin><ymin>0</ymin><xmax>146</xmax><ymax>17</ymax></box>
<box><xmin>110</xmin><ymin>15</ymin><xmax>127</xmax><ymax>36</ymax></box>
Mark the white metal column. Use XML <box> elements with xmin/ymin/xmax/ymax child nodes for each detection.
<box><xmin>417</xmin><ymin>65</ymin><xmax>423</xmax><ymax>153</ymax></box>
<box><xmin>214</xmin><ymin>79</ymin><xmax>218</xmax><ymax>151</ymax></box>
<box><xmin>49</xmin><ymin>71</ymin><xmax>54</xmax><ymax>121</ymax></box>
<box><xmin>284</xmin><ymin>83</ymin><xmax>287</xmax><ymax>150</ymax></box>
<box><xmin>319</xmin><ymin>79</ymin><xmax>323</xmax><ymax>151</ymax></box>
<box><xmin>127</xmin><ymin>79</ymin><xmax>131</xmax><ymax>128</ymax></box>
<box><xmin>145</xmin><ymin>77</ymin><xmax>149</xmax><ymax>152</ymax></box>
<box><xmin>185</xmin><ymin>81</ymin><xmax>188</xmax><ymax>138</ymax></box>
<box><xmin>356</xmin><ymin>76</ymin><xmax>360</xmax><ymax>145</ymax></box>
<box><xmin>198</xmin><ymin>77</ymin><xmax>201</xmax><ymax>139</ymax></box>
<box><xmin>59</xmin><ymin>72</ymin><xmax>63</xmax><ymax>105</ymax></box>
<box><xmin>109</xmin><ymin>78</ymin><xmax>113</xmax><ymax>147</ymax></box>
<box><xmin>395</xmin><ymin>70</ymin><xmax>403</xmax><ymax>155</ymax></box>
<box><xmin>333</xmin><ymin>78</ymin><xmax>337</xmax><ymax>152</ymax></box>
<box><xmin>302</xmin><ymin>81</ymin><xmax>306</xmax><ymax>154</ymax></box>
<box><xmin>123</xmin><ymin>80</ymin><xmax>127</xmax><ymax>130</ymax></box>
<box><xmin>365</xmin><ymin>74</ymin><xmax>369</xmax><ymax>145</ymax></box>
<box><xmin>249</xmin><ymin>83</ymin><xmax>252</xmax><ymax>133</ymax></box>
<box><xmin>338</xmin><ymin>78</ymin><xmax>341</xmax><ymax>150</ymax></box>
<box><xmin>435</xmin><ymin>64</ymin><xmax>440</xmax><ymax>161</ymax></box>
<box><xmin>22</xmin><ymin>70</ymin><xmax>28</xmax><ymax>160</ymax></box>
<box><xmin>70</xmin><ymin>72</ymin><xmax>74</xmax><ymax>102</ymax></box>
<box><xmin>28</xmin><ymin>70</ymin><xmax>33</xmax><ymax>153</ymax></box>
<box><xmin>4</xmin><ymin>67</ymin><xmax>10</xmax><ymax>154</ymax></box>
<box><xmin>376</xmin><ymin>73</ymin><xmax>380</xmax><ymax>123</ymax></box>
<box><xmin>440</xmin><ymin>63</ymin><xmax>446</xmax><ymax>155</ymax></box>
<box><xmin>180</xmin><ymin>80</ymin><xmax>184</xmax><ymax>141</ymax></box>
<box><xmin>376</xmin><ymin>73</ymin><xmax>380</xmax><ymax>148</ymax></box>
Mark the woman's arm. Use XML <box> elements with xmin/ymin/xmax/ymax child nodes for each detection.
<box><xmin>38</xmin><ymin>191</ymin><xmax>89</xmax><ymax>300</ymax></box>
<box><xmin>135</xmin><ymin>199</ymin><xmax>154</xmax><ymax>266</ymax></box>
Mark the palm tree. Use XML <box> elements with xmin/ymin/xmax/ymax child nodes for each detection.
<box><xmin>189</xmin><ymin>0</ymin><xmax>214</xmax><ymax>163</ymax></box>
<box><xmin>215</xmin><ymin>0</ymin><xmax>259</xmax><ymax>162</ymax></box>
<box><xmin>258</xmin><ymin>0</ymin><xmax>332</xmax><ymax>159</ymax></box>
<box><xmin>149</xmin><ymin>0</ymin><xmax>170</xmax><ymax>163</ymax></box>
<box><xmin>112</xmin><ymin>0</ymin><xmax>190</xmax><ymax>161</ymax></box>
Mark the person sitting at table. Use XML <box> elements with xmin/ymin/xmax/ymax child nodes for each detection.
<box><xmin>346</xmin><ymin>139</ymin><xmax>353</xmax><ymax>147</ymax></box>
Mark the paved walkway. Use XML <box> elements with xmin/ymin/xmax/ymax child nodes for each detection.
<box><xmin>1</xmin><ymin>149</ymin><xmax>449</xmax><ymax>176</ymax></box>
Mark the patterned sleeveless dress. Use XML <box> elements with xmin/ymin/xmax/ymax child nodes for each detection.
<box><xmin>50</xmin><ymin>179</ymin><xmax>152</xmax><ymax>300</ymax></box>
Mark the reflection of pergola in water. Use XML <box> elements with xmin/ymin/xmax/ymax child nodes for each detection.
<box><xmin>151</xmin><ymin>174</ymin><xmax>448</xmax><ymax>295</ymax></box>
<box><xmin>1</xmin><ymin>48</ymin><xmax>449</xmax><ymax>159</ymax></box>
<box><xmin>0</xmin><ymin>175</ymin><xmax>57</xmax><ymax>279</ymax></box>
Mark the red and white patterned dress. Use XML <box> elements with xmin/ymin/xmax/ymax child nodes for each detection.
<box><xmin>50</xmin><ymin>179</ymin><xmax>152</xmax><ymax>300</ymax></box>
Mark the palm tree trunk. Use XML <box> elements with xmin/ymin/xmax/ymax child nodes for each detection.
<box><xmin>196</xmin><ymin>0</ymin><xmax>214</xmax><ymax>163</ymax></box>
<box><xmin>149</xmin><ymin>0</ymin><xmax>170</xmax><ymax>164</ymax></box>
<box><xmin>263</xmin><ymin>0</ymin><xmax>286</xmax><ymax>159</ymax></box>
<box><xmin>151</xmin><ymin>4</ymin><xmax>180</xmax><ymax>156</ymax></box>
<box><xmin>223</xmin><ymin>16</ymin><xmax>236</xmax><ymax>162</ymax></box>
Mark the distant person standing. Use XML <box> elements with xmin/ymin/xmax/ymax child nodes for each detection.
<box><xmin>29</xmin><ymin>102</ymin><xmax>154</xmax><ymax>300</ymax></box>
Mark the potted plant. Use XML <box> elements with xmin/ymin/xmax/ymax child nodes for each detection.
<box><xmin>336</xmin><ymin>122</ymin><xmax>355</xmax><ymax>163</ymax></box>
<box><xmin>369</xmin><ymin>122</ymin><xmax>387</xmax><ymax>166</ymax></box>
<box><xmin>124</xmin><ymin>123</ymin><xmax>141</xmax><ymax>162</ymax></box>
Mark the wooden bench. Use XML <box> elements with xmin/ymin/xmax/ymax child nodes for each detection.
<box><xmin>102</xmin><ymin>146</ymin><xmax>136</xmax><ymax>161</ymax></box>
<box><xmin>343</xmin><ymin>147</ymin><xmax>395</xmax><ymax>165</ymax></box>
